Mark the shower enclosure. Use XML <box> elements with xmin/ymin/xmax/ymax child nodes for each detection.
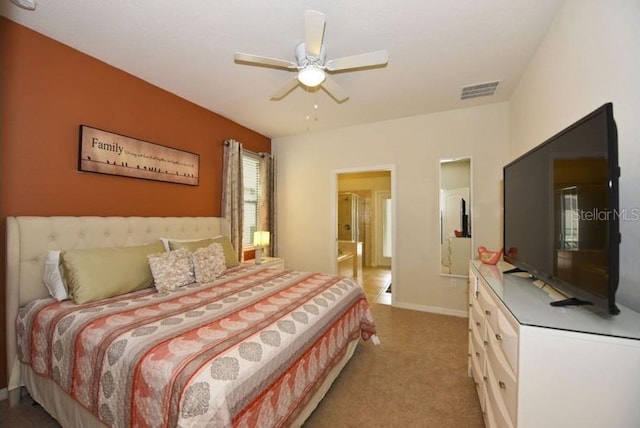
<box><xmin>337</xmin><ymin>192</ymin><xmax>363</xmax><ymax>278</ymax></box>
<box><xmin>338</xmin><ymin>192</ymin><xmax>359</xmax><ymax>241</ymax></box>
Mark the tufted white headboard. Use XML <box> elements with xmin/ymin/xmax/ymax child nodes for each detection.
<box><xmin>5</xmin><ymin>216</ymin><xmax>230</xmax><ymax>397</ymax></box>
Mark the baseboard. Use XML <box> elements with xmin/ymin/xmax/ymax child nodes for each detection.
<box><xmin>393</xmin><ymin>301</ymin><xmax>468</xmax><ymax>318</ymax></box>
<box><xmin>0</xmin><ymin>387</ymin><xmax>7</xmax><ymax>401</ymax></box>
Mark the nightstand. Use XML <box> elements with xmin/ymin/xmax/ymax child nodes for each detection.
<box><xmin>244</xmin><ymin>257</ymin><xmax>285</xmax><ymax>269</ymax></box>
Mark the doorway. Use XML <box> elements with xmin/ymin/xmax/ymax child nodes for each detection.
<box><xmin>333</xmin><ymin>166</ymin><xmax>394</xmax><ymax>305</ymax></box>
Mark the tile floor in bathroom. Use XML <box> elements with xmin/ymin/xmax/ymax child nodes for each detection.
<box><xmin>358</xmin><ymin>266</ymin><xmax>392</xmax><ymax>305</ymax></box>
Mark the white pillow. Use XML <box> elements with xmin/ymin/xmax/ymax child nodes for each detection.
<box><xmin>43</xmin><ymin>250</ymin><xmax>68</xmax><ymax>301</ymax></box>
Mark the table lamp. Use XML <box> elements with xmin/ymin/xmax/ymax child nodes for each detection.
<box><xmin>253</xmin><ymin>231</ymin><xmax>270</xmax><ymax>265</ymax></box>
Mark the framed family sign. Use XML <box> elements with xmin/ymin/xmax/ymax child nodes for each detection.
<box><xmin>78</xmin><ymin>125</ymin><xmax>199</xmax><ymax>186</ymax></box>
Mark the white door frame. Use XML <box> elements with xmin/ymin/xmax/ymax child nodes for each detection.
<box><xmin>330</xmin><ymin>165</ymin><xmax>396</xmax><ymax>303</ymax></box>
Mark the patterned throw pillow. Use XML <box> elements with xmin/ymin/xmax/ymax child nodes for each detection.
<box><xmin>167</xmin><ymin>236</ymin><xmax>239</xmax><ymax>268</ymax></box>
<box><xmin>191</xmin><ymin>243</ymin><xmax>226</xmax><ymax>284</ymax></box>
<box><xmin>147</xmin><ymin>247</ymin><xmax>195</xmax><ymax>292</ymax></box>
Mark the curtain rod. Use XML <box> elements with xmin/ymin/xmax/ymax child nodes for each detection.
<box><xmin>223</xmin><ymin>141</ymin><xmax>269</xmax><ymax>158</ymax></box>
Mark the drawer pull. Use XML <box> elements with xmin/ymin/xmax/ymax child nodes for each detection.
<box><xmin>476</xmin><ymin>322</ymin><xmax>481</xmax><ymax>327</ymax></box>
<box><xmin>485</xmin><ymin>310</ymin><xmax>492</xmax><ymax>315</ymax></box>
<box><xmin>495</xmin><ymin>333</ymin><xmax>503</xmax><ymax>341</ymax></box>
<box><xmin>483</xmin><ymin>340</ymin><xmax>488</xmax><ymax>346</ymax></box>
<box><xmin>499</xmin><ymin>381</ymin><xmax>507</xmax><ymax>389</ymax></box>
<box><xmin>475</xmin><ymin>351</ymin><xmax>481</xmax><ymax>357</ymax></box>
<box><xmin>483</xmin><ymin>376</ymin><xmax>488</xmax><ymax>382</ymax></box>
<box><xmin>468</xmin><ymin>328</ymin><xmax>472</xmax><ymax>332</ymax></box>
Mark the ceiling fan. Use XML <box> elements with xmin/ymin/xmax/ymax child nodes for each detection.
<box><xmin>234</xmin><ymin>10</ymin><xmax>388</xmax><ymax>103</ymax></box>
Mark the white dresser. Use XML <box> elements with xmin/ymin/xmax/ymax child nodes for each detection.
<box><xmin>468</xmin><ymin>260</ymin><xmax>640</xmax><ymax>428</ymax></box>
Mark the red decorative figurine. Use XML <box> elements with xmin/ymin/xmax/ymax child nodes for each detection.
<box><xmin>477</xmin><ymin>246</ymin><xmax>503</xmax><ymax>265</ymax></box>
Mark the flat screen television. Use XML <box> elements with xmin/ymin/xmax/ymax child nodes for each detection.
<box><xmin>503</xmin><ymin>103</ymin><xmax>620</xmax><ymax>315</ymax></box>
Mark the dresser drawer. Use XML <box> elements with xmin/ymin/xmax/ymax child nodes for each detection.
<box><xmin>470</xmin><ymin>323</ymin><xmax>486</xmax><ymax>372</ymax></box>
<box><xmin>470</xmin><ymin>299</ymin><xmax>486</xmax><ymax>340</ymax></box>
<box><xmin>496</xmin><ymin>309</ymin><xmax>518</xmax><ymax>373</ymax></box>
<box><xmin>484</xmin><ymin>394</ymin><xmax>499</xmax><ymax>428</ymax></box>
<box><xmin>485</xmin><ymin>359</ymin><xmax>515</xmax><ymax>428</ymax></box>
<box><xmin>468</xmin><ymin>297</ymin><xmax>476</xmax><ymax>332</ymax></box>
<box><xmin>486</xmin><ymin>323</ymin><xmax>517</xmax><ymax>425</ymax></box>
<box><xmin>478</xmin><ymin>277</ymin><xmax>519</xmax><ymax>374</ymax></box>
<box><xmin>469</xmin><ymin>341</ymin><xmax>486</xmax><ymax>412</ymax></box>
<box><xmin>468</xmin><ymin>272</ymin><xmax>478</xmax><ymax>324</ymax></box>
<box><xmin>470</xmin><ymin>296</ymin><xmax>485</xmax><ymax>336</ymax></box>
<box><xmin>477</xmin><ymin>280</ymin><xmax>498</xmax><ymax>330</ymax></box>
<box><xmin>468</xmin><ymin>269</ymin><xmax>478</xmax><ymax>296</ymax></box>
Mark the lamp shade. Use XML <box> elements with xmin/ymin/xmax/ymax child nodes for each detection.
<box><xmin>253</xmin><ymin>231</ymin><xmax>270</xmax><ymax>247</ymax></box>
<box><xmin>297</xmin><ymin>66</ymin><xmax>326</xmax><ymax>87</ymax></box>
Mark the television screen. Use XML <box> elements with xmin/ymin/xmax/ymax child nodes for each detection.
<box><xmin>503</xmin><ymin>103</ymin><xmax>620</xmax><ymax>314</ymax></box>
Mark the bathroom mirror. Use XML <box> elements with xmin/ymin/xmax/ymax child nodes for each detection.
<box><xmin>440</xmin><ymin>158</ymin><xmax>472</xmax><ymax>277</ymax></box>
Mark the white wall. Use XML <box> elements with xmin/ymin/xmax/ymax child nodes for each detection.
<box><xmin>509</xmin><ymin>0</ymin><xmax>640</xmax><ymax>311</ymax></box>
<box><xmin>273</xmin><ymin>103</ymin><xmax>509</xmax><ymax>316</ymax></box>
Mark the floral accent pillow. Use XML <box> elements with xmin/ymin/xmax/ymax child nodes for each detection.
<box><xmin>191</xmin><ymin>243</ymin><xmax>226</xmax><ymax>284</ymax></box>
<box><xmin>147</xmin><ymin>247</ymin><xmax>195</xmax><ymax>292</ymax></box>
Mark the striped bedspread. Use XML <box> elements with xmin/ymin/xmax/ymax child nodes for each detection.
<box><xmin>16</xmin><ymin>266</ymin><xmax>376</xmax><ymax>427</ymax></box>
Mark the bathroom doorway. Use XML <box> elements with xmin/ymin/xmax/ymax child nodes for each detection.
<box><xmin>333</xmin><ymin>166</ymin><xmax>394</xmax><ymax>305</ymax></box>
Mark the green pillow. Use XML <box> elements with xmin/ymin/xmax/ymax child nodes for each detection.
<box><xmin>168</xmin><ymin>238</ymin><xmax>215</xmax><ymax>252</ymax></box>
<box><xmin>61</xmin><ymin>242</ymin><xmax>165</xmax><ymax>304</ymax></box>
<box><xmin>168</xmin><ymin>236</ymin><xmax>239</xmax><ymax>268</ymax></box>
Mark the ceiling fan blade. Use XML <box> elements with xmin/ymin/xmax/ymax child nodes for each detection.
<box><xmin>270</xmin><ymin>78</ymin><xmax>300</xmax><ymax>100</ymax></box>
<box><xmin>234</xmin><ymin>52</ymin><xmax>297</xmax><ymax>70</ymax></box>
<box><xmin>325</xmin><ymin>50</ymin><xmax>389</xmax><ymax>71</ymax></box>
<box><xmin>305</xmin><ymin>10</ymin><xmax>326</xmax><ymax>57</ymax></box>
<box><xmin>321</xmin><ymin>75</ymin><xmax>348</xmax><ymax>103</ymax></box>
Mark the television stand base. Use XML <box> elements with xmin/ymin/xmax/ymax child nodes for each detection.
<box><xmin>550</xmin><ymin>297</ymin><xmax>593</xmax><ymax>307</ymax></box>
<box><xmin>502</xmin><ymin>267</ymin><xmax>527</xmax><ymax>274</ymax></box>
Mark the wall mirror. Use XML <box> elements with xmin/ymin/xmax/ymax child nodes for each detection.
<box><xmin>440</xmin><ymin>157</ymin><xmax>472</xmax><ymax>277</ymax></box>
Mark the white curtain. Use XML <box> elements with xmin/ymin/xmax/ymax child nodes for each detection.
<box><xmin>221</xmin><ymin>139</ymin><xmax>243</xmax><ymax>261</ymax></box>
<box><xmin>258</xmin><ymin>153</ymin><xmax>277</xmax><ymax>257</ymax></box>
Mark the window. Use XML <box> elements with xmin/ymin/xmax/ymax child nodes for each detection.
<box><xmin>242</xmin><ymin>151</ymin><xmax>261</xmax><ymax>247</ymax></box>
<box><xmin>560</xmin><ymin>186</ymin><xmax>579</xmax><ymax>250</ymax></box>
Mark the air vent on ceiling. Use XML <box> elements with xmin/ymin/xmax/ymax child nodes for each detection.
<box><xmin>460</xmin><ymin>81</ymin><xmax>500</xmax><ymax>100</ymax></box>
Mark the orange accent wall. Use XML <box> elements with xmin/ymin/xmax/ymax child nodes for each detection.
<box><xmin>0</xmin><ymin>18</ymin><xmax>271</xmax><ymax>388</ymax></box>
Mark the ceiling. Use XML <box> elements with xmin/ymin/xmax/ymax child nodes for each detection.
<box><xmin>1</xmin><ymin>0</ymin><xmax>564</xmax><ymax>138</ymax></box>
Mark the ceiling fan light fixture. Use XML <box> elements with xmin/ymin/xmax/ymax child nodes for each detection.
<box><xmin>10</xmin><ymin>0</ymin><xmax>36</xmax><ymax>10</ymax></box>
<box><xmin>235</xmin><ymin>11</ymin><xmax>386</xmax><ymax>102</ymax></box>
<box><xmin>297</xmin><ymin>66</ymin><xmax>326</xmax><ymax>87</ymax></box>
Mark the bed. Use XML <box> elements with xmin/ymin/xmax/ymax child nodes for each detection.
<box><xmin>5</xmin><ymin>216</ymin><xmax>377</xmax><ymax>427</ymax></box>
